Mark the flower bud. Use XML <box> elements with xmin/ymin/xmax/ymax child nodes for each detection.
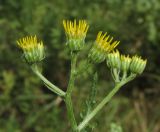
<box><xmin>17</xmin><ymin>35</ymin><xmax>45</xmax><ymax>64</ymax></box>
<box><xmin>88</xmin><ymin>45</ymin><xmax>106</xmax><ymax>63</ymax></box>
<box><xmin>130</xmin><ymin>55</ymin><xmax>147</xmax><ymax>74</ymax></box>
<box><xmin>120</xmin><ymin>55</ymin><xmax>131</xmax><ymax>72</ymax></box>
<box><xmin>63</xmin><ymin>20</ymin><xmax>89</xmax><ymax>51</ymax></box>
<box><xmin>107</xmin><ymin>50</ymin><xmax>121</xmax><ymax>69</ymax></box>
<box><xmin>88</xmin><ymin>31</ymin><xmax>120</xmax><ymax>63</ymax></box>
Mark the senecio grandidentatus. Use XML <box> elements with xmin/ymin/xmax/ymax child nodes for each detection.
<box><xmin>16</xmin><ymin>19</ymin><xmax>147</xmax><ymax>132</ymax></box>
<box><xmin>88</xmin><ymin>31</ymin><xmax>120</xmax><ymax>63</ymax></box>
<box><xmin>17</xmin><ymin>35</ymin><xmax>45</xmax><ymax>64</ymax></box>
<box><xmin>63</xmin><ymin>19</ymin><xmax>89</xmax><ymax>51</ymax></box>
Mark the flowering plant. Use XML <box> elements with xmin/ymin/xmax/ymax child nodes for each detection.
<box><xmin>17</xmin><ymin>19</ymin><xmax>147</xmax><ymax>131</ymax></box>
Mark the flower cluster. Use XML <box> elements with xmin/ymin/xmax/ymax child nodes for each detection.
<box><xmin>17</xmin><ymin>35</ymin><xmax>45</xmax><ymax>64</ymax></box>
<box><xmin>63</xmin><ymin>20</ymin><xmax>120</xmax><ymax>63</ymax></box>
<box><xmin>107</xmin><ymin>50</ymin><xmax>147</xmax><ymax>82</ymax></box>
<box><xmin>17</xmin><ymin>19</ymin><xmax>147</xmax><ymax>79</ymax></box>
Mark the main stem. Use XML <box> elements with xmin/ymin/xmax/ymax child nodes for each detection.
<box><xmin>77</xmin><ymin>74</ymin><xmax>136</xmax><ymax>131</ymax></box>
<box><xmin>65</xmin><ymin>52</ymin><xmax>78</xmax><ymax>131</ymax></box>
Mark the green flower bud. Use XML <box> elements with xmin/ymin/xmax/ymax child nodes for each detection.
<box><xmin>88</xmin><ymin>31</ymin><xmax>120</xmax><ymax>63</ymax></box>
<box><xmin>63</xmin><ymin>20</ymin><xmax>89</xmax><ymax>51</ymax></box>
<box><xmin>120</xmin><ymin>55</ymin><xmax>131</xmax><ymax>72</ymax></box>
<box><xmin>88</xmin><ymin>44</ymin><xmax>106</xmax><ymax>63</ymax></box>
<box><xmin>17</xmin><ymin>36</ymin><xmax>45</xmax><ymax>64</ymax></box>
<box><xmin>107</xmin><ymin>50</ymin><xmax>121</xmax><ymax>69</ymax></box>
<box><xmin>130</xmin><ymin>55</ymin><xmax>147</xmax><ymax>74</ymax></box>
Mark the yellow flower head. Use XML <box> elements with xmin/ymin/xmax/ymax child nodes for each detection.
<box><xmin>95</xmin><ymin>31</ymin><xmax>120</xmax><ymax>53</ymax></box>
<box><xmin>88</xmin><ymin>32</ymin><xmax>120</xmax><ymax>63</ymax></box>
<box><xmin>17</xmin><ymin>35</ymin><xmax>43</xmax><ymax>51</ymax></box>
<box><xmin>63</xmin><ymin>19</ymin><xmax>89</xmax><ymax>39</ymax></box>
<box><xmin>17</xmin><ymin>35</ymin><xmax>45</xmax><ymax>64</ymax></box>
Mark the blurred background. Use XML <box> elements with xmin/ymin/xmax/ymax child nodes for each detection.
<box><xmin>0</xmin><ymin>0</ymin><xmax>160</xmax><ymax>132</ymax></box>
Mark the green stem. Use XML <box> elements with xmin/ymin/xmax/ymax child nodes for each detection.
<box><xmin>67</xmin><ymin>52</ymin><xmax>77</xmax><ymax>94</ymax></box>
<box><xmin>77</xmin><ymin>74</ymin><xmax>136</xmax><ymax>131</ymax></box>
<box><xmin>65</xmin><ymin>95</ymin><xmax>78</xmax><ymax>131</ymax></box>
<box><xmin>122</xmin><ymin>71</ymin><xmax>127</xmax><ymax>81</ymax></box>
<box><xmin>31</xmin><ymin>66</ymin><xmax>65</xmax><ymax>97</ymax></box>
<box><xmin>65</xmin><ymin>52</ymin><xmax>78</xmax><ymax>131</ymax></box>
<box><xmin>112</xmin><ymin>68</ymin><xmax>120</xmax><ymax>83</ymax></box>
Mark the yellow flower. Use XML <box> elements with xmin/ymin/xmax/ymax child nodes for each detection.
<box><xmin>17</xmin><ymin>35</ymin><xmax>45</xmax><ymax>64</ymax></box>
<box><xmin>17</xmin><ymin>35</ymin><xmax>43</xmax><ymax>50</ymax></box>
<box><xmin>63</xmin><ymin>19</ymin><xmax>89</xmax><ymax>39</ymax></box>
<box><xmin>88</xmin><ymin>32</ymin><xmax>120</xmax><ymax>63</ymax></box>
<box><xmin>63</xmin><ymin>19</ymin><xmax>89</xmax><ymax>51</ymax></box>
<box><xmin>95</xmin><ymin>31</ymin><xmax>120</xmax><ymax>52</ymax></box>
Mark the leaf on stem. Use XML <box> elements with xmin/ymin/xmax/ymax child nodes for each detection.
<box><xmin>80</xmin><ymin>72</ymin><xmax>98</xmax><ymax>131</ymax></box>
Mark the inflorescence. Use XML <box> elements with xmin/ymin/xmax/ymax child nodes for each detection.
<box><xmin>16</xmin><ymin>19</ymin><xmax>147</xmax><ymax>131</ymax></box>
<box><xmin>17</xmin><ymin>19</ymin><xmax>147</xmax><ymax>81</ymax></box>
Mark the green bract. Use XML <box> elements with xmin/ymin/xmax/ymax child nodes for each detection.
<box><xmin>67</xmin><ymin>38</ymin><xmax>85</xmax><ymax>51</ymax></box>
<box><xmin>107</xmin><ymin>50</ymin><xmax>121</xmax><ymax>69</ymax></box>
<box><xmin>88</xmin><ymin>44</ymin><xmax>106</xmax><ymax>63</ymax></box>
<box><xmin>130</xmin><ymin>56</ymin><xmax>147</xmax><ymax>74</ymax></box>
<box><xmin>120</xmin><ymin>55</ymin><xmax>131</xmax><ymax>72</ymax></box>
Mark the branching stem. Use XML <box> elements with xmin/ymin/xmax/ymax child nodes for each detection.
<box><xmin>77</xmin><ymin>74</ymin><xmax>136</xmax><ymax>131</ymax></box>
<box><xmin>31</xmin><ymin>65</ymin><xmax>65</xmax><ymax>97</ymax></box>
